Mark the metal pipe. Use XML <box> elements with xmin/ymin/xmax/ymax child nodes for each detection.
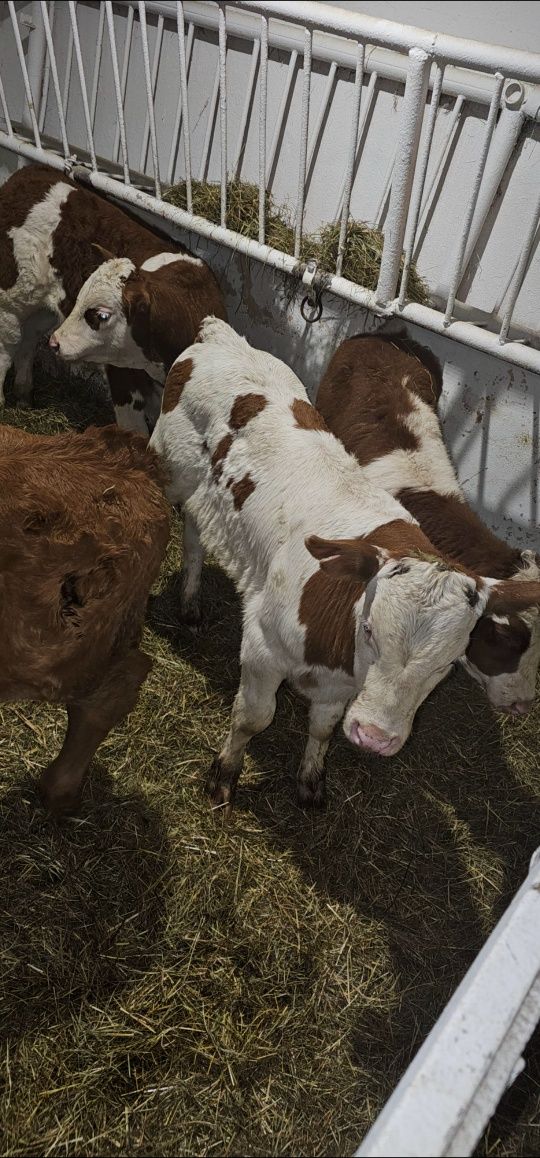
<box><xmin>139</xmin><ymin>11</ymin><xmax>164</xmax><ymax>175</ymax></box>
<box><xmin>258</xmin><ymin>15</ymin><xmax>268</xmax><ymax>244</ymax></box>
<box><xmin>444</xmin><ymin>73</ymin><xmax>505</xmax><ymax>324</ymax></box>
<box><xmin>112</xmin><ymin>4</ymin><xmax>134</xmax><ymax>166</ymax></box>
<box><xmin>459</xmin><ymin>104</ymin><xmax>526</xmax><ymax>282</ymax></box>
<box><xmin>356</xmin><ymin>846</ymin><xmax>540</xmax><ymax>1158</ymax></box>
<box><xmin>306</xmin><ymin>60</ymin><xmax>337</xmax><ymax>176</ymax></box>
<box><xmin>334</xmin><ymin>69</ymin><xmax>377</xmax><ymax>221</ymax></box>
<box><xmin>499</xmin><ymin>188</ymin><xmax>540</xmax><ymax>344</ymax></box>
<box><xmin>7</xmin><ymin>0</ymin><xmax>41</xmax><ymax>147</ymax></box>
<box><xmin>38</xmin><ymin>0</ymin><xmax>55</xmax><ymax>133</ymax></box>
<box><xmin>218</xmin><ymin>4</ymin><xmax>227</xmax><ymax>228</ymax></box>
<box><xmin>61</xmin><ymin>22</ymin><xmax>74</xmax><ymax>128</ymax></box>
<box><xmin>398</xmin><ymin>61</ymin><xmax>443</xmax><ymax>306</ymax></box>
<box><xmin>0</xmin><ymin>72</ymin><xmax>13</xmax><ymax>137</ymax></box>
<box><xmin>167</xmin><ymin>5</ymin><xmax>193</xmax><ymax>206</ymax></box>
<box><xmin>376</xmin><ymin>47</ymin><xmax>430</xmax><ymax>305</ymax></box>
<box><xmin>138</xmin><ymin>0</ymin><xmax>162</xmax><ymax>196</ymax></box>
<box><xmin>24</xmin><ymin>1</ymin><xmax>47</xmax><ymax>136</ymax></box>
<box><xmin>266</xmin><ymin>48</ymin><xmax>297</xmax><ymax>183</ymax></box>
<box><xmin>199</xmin><ymin>65</ymin><xmax>220</xmax><ymax>181</ymax></box>
<box><xmin>294</xmin><ymin>28</ymin><xmax>312</xmax><ymax>258</ymax></box>
<box><xmin>106</xmin><ymin>1</ymin><xmax>130</xmax><ymax>183</ymax></box>
<box><xmin>68</xmin><ymin>0</ymin><xmax>97</xmax><ymax>169</ymax></box>
<box><xmin>336</xmin><ymin>41</ymin><xmax>364</xmax><ymax>277</ymax></box>
<box><xmin>40</xmin><ymin>0</ymin><xmax>70</xmax><ymax>158</ymax></box>
<box><xmin>90</xmin><ymin>0</ymin><xmax>106</xmax><ymax>129</ymax></box>
<box><xmin>414</xmin><ymin>93</ymin><xmax>464</xmax><ymax>256</ymax></box>
<box><xmin>233</xmin><ymin>39</ymin><xmax>260</xmax><ymax>176</ymax></box>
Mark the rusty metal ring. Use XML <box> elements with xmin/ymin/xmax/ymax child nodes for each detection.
<box><xmin>300</xmin><ymin>295</ymin><xmax>323</xmax><ymax>324</ymax></box>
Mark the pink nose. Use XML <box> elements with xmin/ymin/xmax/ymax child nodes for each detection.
<box><xmin>509</xmin><ymin>700</ymin><xmax>534</xmax><ymax>717</ymax></box>
<box><xmin>348</xmin><ymin>721</ymin><xmax>400</xmax><ymax>755</ymax></box>
<box><xmin>49</xmin><ymin>333</ymin><xmax>60</xmax><ymax>351</ymax></box>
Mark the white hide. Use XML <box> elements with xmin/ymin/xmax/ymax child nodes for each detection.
<box><xmin>140</xmin><ymin>251</ymin><xmax>203</xmax><ymax>271</ymax></box>
<box><xmin>151</xmin><ymin>318</ymin><xmax>490</xmax><ymax>783</ymax></box>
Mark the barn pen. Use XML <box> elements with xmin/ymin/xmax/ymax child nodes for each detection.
<box><xmin>0</xmin><ymin>2</ymin><xmax>539</xmax><ymax>1156</ymax></box>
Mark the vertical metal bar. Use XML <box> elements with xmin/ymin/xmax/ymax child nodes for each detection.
<box><xmin>39</xmin><ymin>0</ymin><xmax>55</xmax><ymax>132</ymax></box>
<box><xmin>334</xmin><ymin>69</ymin><xmax>377</xmax><ymax>220</ymax></box>
<box><xmin>376</xmin><ymin>47</ymin><xmax>430</xmax><ymax>305</ymax></box>
<box><xmin>90</xmin><ymin>0</ymin><xmax>105</xmax><ymax>128</ymax></box>
<box><xmin>499</xmin><ymin>189</ymin><xmax>540</xmax><ymax>343</ymax></box>
<box><xmin>233</xmin><ymin>39</ymin><xmax>260</xmax><ymax>175</ymax></box>
<box><xmin>444</xmin><ymin>72</ymin><xmax>504</xmax><ymax>324</ymax></box>
<box><xmin>167</xmin><ymin>10</ymin><xmax>194</xmax><ymax>203</ymax></box>
<box><xmin>398</xmin><ymin>60</ymin><xmax>444</xmax><ymax>305</ymax></box>
<box><xmin>199</xmin><ymin>66</ymin><xmax>220</xmax><ymax>181</ymax></box>
<box><xmin>68</xmin><ymin>0</ymin><xmax>97</xmax><ymax>169</ymax></box>
<box><xmin>414</xmin><ymin>93</ymin><xmax>464</xmax><ymax>254</ymax></box>
<box><xmin>139</xmin><ymin>12</ymin><xmax>164</xmax><ymax>174</ymax></box>
<box><xmin>7</xmin><ymin>0</ymin><xmax>41</xmax><ymax>147</ymax></box>
<box><xmin>306</xmin><ymin>60</ymin><xmax>337</xmax><ymax>174</ymax></box>
<box><xmin>138</xmin><ymin>1</ymin><xmax>161</xmax><ymax>195</ymax></box>
<box><xmin>62</xmin><ymin>21</ymin><xmax>74</xmax><ymax>123</ymax></box>
<box><xmin>266</xmin><ymin>48</ymin><xmax>297</xmax><ymax>183</ymax></box>
<box><xmin>218</xmin><ymin>3</ymin><xmax>227</xmax><ymax>228</ymax></box>
<box><xmin>294</xmin><ymin>28</ymin><xmax>312</xmax><ymax>259</ymax></box>
<box><xmin>375</xmin><ymin>155</ymin><xmax>395</xmax><ymax>229</ymax></box>
<box><xmin>0</xmin><ymin>71</ymin><xmax>13</xmax><ymax>137</ymax></box>
<box><xmin>258</xmin><ymin>15</ymin><xmax>268</xmax><ymax>244</ymax></box>
<box><xmin>40</xmin><ymin>0</ymin><xmax>70</xmax><ymax>157</ymax></box>
<box><xmin>112</xmin><ymin>4</ymin><xmax>134</xmax><ymax>165</ymax></box>
<box><xmin>336</xmin><ymin>42</ymin><xmax>364</xmax><ymax>277</ymax></box>
<box><xmin>106</xmin><ymin>0</ymin><xmax>130</xmax><ymax>183</ymax></box>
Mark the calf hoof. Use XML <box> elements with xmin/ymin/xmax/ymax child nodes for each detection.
<box><xmin>297</xmin><ymin>779</ymin><xmax>327</xmax><ymax>810</ymax></box>
<box><xmin>38</xmin><ymin>769</ymin><xmax>82</xmax><ymax>815</ymax></box>
<box><xmin>206</xmin><ymin>757</ymin><xmax>236</xmax><ymax>820</ymax></box>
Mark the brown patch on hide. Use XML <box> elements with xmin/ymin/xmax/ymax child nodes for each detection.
<box><xmin>162</xmin><ymin>358</ymin><xmax>193</xmax><ymax>414</ymax></box>
<box><xmin>106</xmin><ymin>366</ymin><xmax>157</xmax><ymax>410</ymax></box>
<box><xmin>291</xmin><ymin>399</ymin><xmax>328</xmax><ymax>431</ymax></box>
<box><xmin>398</xmin><ymin>488</ymin><xmax>523</xmax><ymax>579</ymax></box>
<box><xmin>299</xmin><ymin>571</ymin><xmax>362</xmax><ymax>675</ymax></box>
<box><xmin>0</xmin><ymin>165</ymin><xmax>68</xmax><ymax>291</ymax></box>
<box><xmin>211</xmin><ymin>434</ymin><xmax>233</xmax><ymax>481</ymax></box>
<box><xmin>229</xmin><ymin>393</ymin><xmax>267</xmax><ymax>430</ymax></box>
<box><xmin>231</xmin><ymin>473</ymin><xmax>256</xmax><ymax>510</ymax></box>
<box><xmin>122</xmin><ymin>260</ymin><xmax>227</xmax><ymax>374</ymax></box>
<box><xmin>467</xmin><ymin>615</ymin><xmax>531</xmax><ymax>677</ymax></box>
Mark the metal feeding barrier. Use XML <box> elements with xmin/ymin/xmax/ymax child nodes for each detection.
<box><xmin>1</xmin><ymin>4</ymin><xmax>540</xmax><ymax>1154</ymax></box>
<box><xmin>1</xmin><ymin>2</ymin><xmax>540</xmax><ymax>370</ymax></box>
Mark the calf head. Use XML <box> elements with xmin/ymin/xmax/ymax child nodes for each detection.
<box><xmin>462</xmin><ymin>550</ymin><xmax>540</xmax><ymax>715</ymax></box>
<box><xmin>306</xmin><ymin>535</ymin><xmax>540</xmax><ymax>754</ymax></box>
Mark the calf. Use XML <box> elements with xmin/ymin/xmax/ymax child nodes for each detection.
<box><xmin>316</xmin><ymin>331</ymin><xmax>540</xmax><ymax>715</ymax></box>
<box><xmin>150</xmin><ymin>319</ymin><xmax>540</xmax><ymax>814</ymax></box>
<box><xmin>0</xmin><ymin>422</ymin><xmax>169</xmax><ymax>812</ymax></box>
<box><xmin>0</xmin><ymin>164</ymin><xmax>225</xmax><ymax>431</ymax></box>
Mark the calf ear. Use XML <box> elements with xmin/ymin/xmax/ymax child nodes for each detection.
<box><xmin>122</xmin><ymin>274</ymin><xmax>151</xmax><ymax>320</ymax></box>
<box><xmin>485</xmin><ymin>579</ymin><xmax>540</xmax><ymax>615</ymax></box>
<box><xmin>306</xmin><ymin>535</ymin><xmax>387</xmax><ymax>583</ymax></box>
<box><xmin>91</xmin><ymin>242</ymin><xmax>116</xmax><ymax>262</ymax></box>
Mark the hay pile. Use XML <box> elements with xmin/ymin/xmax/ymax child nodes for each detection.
<box><xmin>1</xmin><ymin>371</ymin><xmax>539</xmax><ymax>1156</ymax></box>
<box><xmin>164</xmin><ymin>180</ymin><xmax>429</xmax><ymax>305</ymax></box>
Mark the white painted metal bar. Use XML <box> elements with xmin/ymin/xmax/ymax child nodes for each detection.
<box><xmin>414</xmin><ymin>93</ymin><xmax>464</xmax><ymax>256</ymax></box>
<box><xmin>199</xmin><ymin>66</ymin><xmax>220</xmax><ymax>181</ymax></box>
<box><xmin>258</xmin><ymin>15</ymin><xmax>268</xmax><ymax>244</ymax></box>
<box><xmin>38</xmin><ymin>0</ymin><xmax>55</xmax><ymax>133</ymax></box>
<box><xmin>40</xmin><ymin>0</ymin><xmax>70</xmax><ymax>158</ymax></box>
<box><xmin>138</xmin><ymin>1</ymin><xmax>162</xmax><ymax>196</ymax></box>
<box><xmin>68</xmin><ymin>0</ymin><xmax>97</xmax><ymax>169</ymax></box>
<box><xmin>336</xmin><ymin>42</ymin><xmax>364</xmax><ymax>277</ymax></box>
<box><xmin>90</xmin><ymin>0</ymin><xmax>106</xmax><ymax>129</ymax></box>
<box><xmin>459</xmin><ymin>104</ymin><xmax>526</xmax><ymax>280</ymax></box>
<box><xmin>374</xmin><ymin>156</ymin><xmax>394</xmax><ymax>229</ymax></box>
<box><xmin>499</xmin><ymin>188</ymin><xmax>540</xmax><ymax>344</ymax></box>
<box><xmin>398</xmin><ymin>61</ymin><xmax>444</xmax><ymax>306</ymax></box>
<box><xmin>139</xmin><ymin>12</ymin><xmax>164</xmax><ymax>174</ymax></box>
<box><xmin>306</xmin><ymin>60</ymin><xmax>337</xmax><ymax>176</ymax></box>
<box><xmin>106</xmin><ymin>1</ymin><xmax>131</xmax><ymax>183</ymax></box>
<box><xmin>334</xmin><ymin>69</ymin><xmax>377</xmax><ymax>220</ymax></box>
<box><xmin>444</xmin><ymin>73</ymin><xmax>505</xmax><ymax>324</ymax></box>
<box><xmin>266</xmin><ymin>48</ymin><xmax>297</xmax><ymax>182</ymax></box>
<box><xmin>61</xmin><ymin>19</ymin><xmax>74</xmax><ymax>126</ymax></box>
<box><xmin>112</xmin><ymin>4</ymin><xmax>134</xmax><ymax>166</ymax></box>
<box><xmin>376</xmin><ymin>48</ymin><xmax>431</xmax><ymax>305</ymax></box>
<box><xmin>356</xmin><ymin>846</ymin><xmax>540</xmax><ymax>1158</ymax></box>
<box><xmin>24</xmin><ymin>2</ymin><xmax>47</xmax><ymax>138</ymax></box>
<box><xmin>294</xmin><ymin>28</ymin><xmax>312</xmax><ymax>258</ymax></box>
<box><xmin>0</xmin><ymin>72</ymin><xmax>13</xmax><ymax>137</ymax></box>
<box><xmin>167</xmin><ymin>11</ymin><xmax>194</xmax><ymax>199</ymax></box>
<box><xmin>218</xmin><ymin>4</ymin><xmax>228</xmax><ymax>228</ymax></box>
<box><xmin>233</xmin><ymin>39</ymin><xmax>260</xmax><ymax>176</ymax></box>
<box><xmin>7</xmin><ymin>0</ymin><xmax>41</xmax><ymax>147</ymax></box>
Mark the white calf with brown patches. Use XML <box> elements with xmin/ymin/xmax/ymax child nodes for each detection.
<box><xmin>151</xmin><ymin>319</ymin><xmax>540</xmax><ymax>814</ymax></box>
<box><xmin>316</xmin><ymin>331</ymin><xmax>540</xmax><ymax>715</ymax></box>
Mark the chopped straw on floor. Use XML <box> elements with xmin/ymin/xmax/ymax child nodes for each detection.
<box><xmin>0</xmin><ymin>370</ymin><xmax>539</xmax><ymax>1157</ymax></box>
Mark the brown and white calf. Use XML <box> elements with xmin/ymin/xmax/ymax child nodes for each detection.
<box><xmin>150</xmin><ymin>319</ymin><xmax>540</xmax><ymax>813</ymax></box>
<box><xmin>0</xmin><ymin>163</ymin><xmax>225</xmax><ymax>431</ymax></box>
<box><xmin>0</xmin><ymin>422</ymin><xmax>169</xmax><ymax>812</ymax></box>
<box><xmin>316</xmin><ymin>331</ymin><xmax>540</xmax><ymax>716</ymax></box>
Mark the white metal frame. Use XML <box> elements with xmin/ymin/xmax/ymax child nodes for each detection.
<box><xmin>1</xmin><ymin>1</ymin><xmax>540</xmax><ymax>371</ymax></box>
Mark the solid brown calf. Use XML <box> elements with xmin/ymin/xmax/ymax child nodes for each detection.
<box><xmin>0</xmin><ymin>423</ymin><xmax>169</xmax><ymax>811</ymax></box>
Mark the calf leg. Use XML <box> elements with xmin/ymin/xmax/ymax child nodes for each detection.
<box><xmin>297</xmin><ymin>699</ymin><xmax>347</xmax><ymax>808</ymax></box>
<box><xmin>180</xmin><ymin>512</ymin><xmax>204</xmax><ymax>627</ymax></box>
<box><xmin>13</xmin><ymin>312</ymin><xmax>54</xmax><ymax>404</ymax></box>
<box><xmin>208</xmin><ymin>661</ymin><xmax>283</xmax><ymax>818</ymax></box>
<box><xmin>39</xmin><ymin>649</ymin><xmax>152</xmax><ymax>813</ymax></box>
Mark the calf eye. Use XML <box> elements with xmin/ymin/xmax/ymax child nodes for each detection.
<box><xmin>84</xmin><ymin>307</ymin><xmax>111</xmax><ymax>330</ymax></box>
<box><xmin>362</xmin><ymin>622</ymin><xmax>372</xmax><ymax>639</ymax></box>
